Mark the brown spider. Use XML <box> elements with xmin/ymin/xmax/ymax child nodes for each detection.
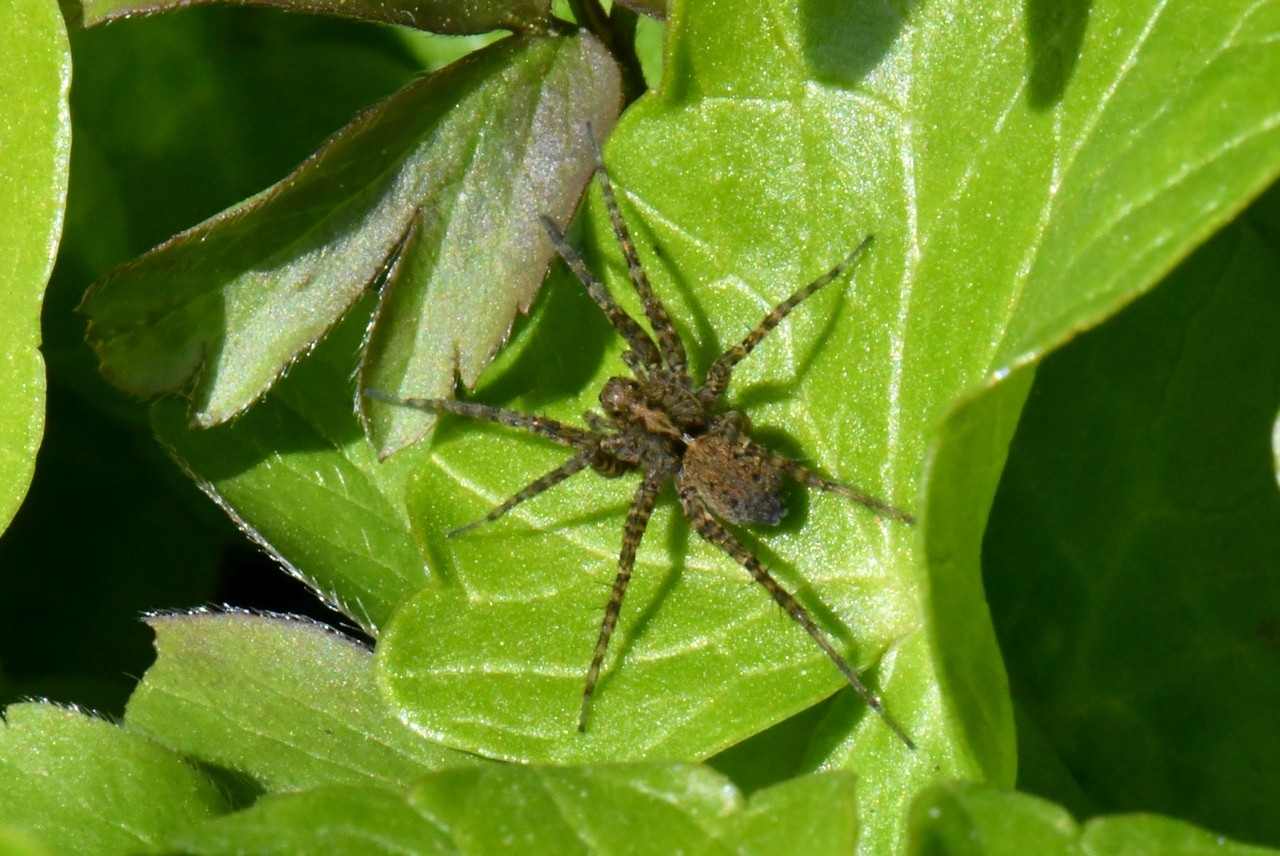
<box><xmin>367</xmin><ymin>151</ymin><xmax>916</xmax><ymax>749</ymax></box>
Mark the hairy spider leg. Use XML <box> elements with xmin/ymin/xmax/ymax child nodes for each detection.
<box><xmin>539</xmin><ymin>216</ymin><xmax>661</xmax><ymax>377</ymax></box>
<box><xmin>579</xmin><ymin>469</ymin><xmax>664</xmax><ymax>732</ymax></box>
<box><xmin>363</xmin><ymin>389</ymin><xmax>594</xmax><ymax>448</ymax></box>
<box><xmin>748</xmin><ymin>443</ymin><xmax>915</xmax><ymax>524</ymax></box>
<box><xmin>364</xmin><ymin>391</ymin><xmax>607</xmax><ymax>534</ymax></box>
<box><xmin>676</xmin><ymin>482</ymin><xmax>916</xmax><ymax>749</ymax></box>
<box><xmin>700</xmin><ymin>234</ymin><xmax>875</xmax><ymax>405</ymax></box>
<box><xmin>446</xmin><ymin>451</ymin><xmax>595</xmax><ymax>538</ymax></box>
<box><xmin>588</xmin><ymin>133</ymin><xmax>690</xmax><ymax>380</ymax></box>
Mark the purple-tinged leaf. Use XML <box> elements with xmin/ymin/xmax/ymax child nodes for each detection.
<box><xmin>359</xmin><ymin>38</ymin><xmax>621</xmax><ymax>457</ymax></box>
<box><xmin>81</xmin><ymin>0</ymin><xmax>553</xmax><ymax>36</ymax></box>
<box><xmin>82</xmin><ymin>32</ymin><xmax>620</xmax><ymax>431</ymax></box>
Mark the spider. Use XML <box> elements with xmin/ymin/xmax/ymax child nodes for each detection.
<box><xmin>367</xmin><ymin>149</ymin><xmax>916</xmax><ymax>749</ymax></box>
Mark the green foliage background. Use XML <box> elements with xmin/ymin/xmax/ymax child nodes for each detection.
<box><xmin>1</xmin><ymin>0</ymin><xmax>1279</xmax><ymax>853</ymax></box>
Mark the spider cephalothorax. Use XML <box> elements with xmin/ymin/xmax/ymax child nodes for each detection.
<box><xmin>367</xmin><ymin>145</ymin><xmax>916</xmax><ymax>748</ymax></box>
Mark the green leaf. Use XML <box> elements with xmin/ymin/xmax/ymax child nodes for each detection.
<box><xmin>0</xmin><ymin>702</ymin><xmax>227</xmax><ymax>855</ymax></box>
<box><xmin>1081</xmin><ymin>816</ymin><xmax>1280</xmax><ymax>856</ymax></box>
<box><xmin>984</xmin><ymin>192</ymin><xmax>1280</xmax><ymax>843</ymax></box>
<box><xmin>83</xmin><ymin>32</ymin><xmax>620</xmax><ymax>434</ymax></box>
<box><xmin>167</xmin><ymin>764</ymin><xmax>860</xmax><ymax>855</ymax></box>
<box><xmin>372</xmin><ymin>0</ymin><xmax>1280</xmax><ymax>848</ymax></box>
<box><xmin>0</xmin><ymin>0</ymin><xmax>69</xmax><ymax>536</ymax></box>
<box><xmin>124</xmin><ymin>611</ymin><xmax>482</xmax><ymax>794</ymax></box>
<box><xmin>407</xmin><ymin>764</ymin><xmax>738</xmax><ymax>854</ymax></box>
<box><xmin>906</xmin><ymin>780</ymin><xmax>1280</xmax><ymax>856</ymax></box>
<box><xmin>908</xmin><ymin>781</ymin><xmax>1078</xmax><ymax>856</ymax></box>
<box><xmin>82</xmin><ymin>0</ymin><xmax>552</xmax><ymax>34</ymax></box>
<box><xmin>0</xmin><ymin>824</ymin><xmax>57</xmax><ymax>856</ymax></box>
<box><xmin>162</xmin><ymin>785</ymin><xmax>455</xmax><ymax>856</ymax></box>
<box><xmin>53</xmin><ymin>10</ymin><xmax>428</xmax><ymax>292</ymax></box>
<box><xmin>726</xmin><ymin>771</ymin><xmax>858</xmax><ymax>856</ymax></box>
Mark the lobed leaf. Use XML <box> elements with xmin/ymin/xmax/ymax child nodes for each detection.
<box><xmin>83</xmin><ymin>32</ymin><xmax>620</xmax><ymax>434</ymax></box>
<box><xmin>359</xmin><ymin>31</ymin><xmax>622</xmax><ymax>458</ymax></box>
<box><xmin>152</xmin><ymin>298</ymin><xmax>437</xmax><ymax>633</ymax></box>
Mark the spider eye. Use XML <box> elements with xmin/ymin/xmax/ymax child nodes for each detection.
<box><xmin>599</xmin><ymin>377</ymin><xmax>639</xmax><ymax>418</ymax></box>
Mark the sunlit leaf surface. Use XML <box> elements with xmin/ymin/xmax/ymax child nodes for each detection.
<box><xmin>0</xmin><ymin>704</ymin><xmax>226</xmax><ymax>854</ymax></box>
<box><xmin>124</xmin><ymin>611</ymin><xmax>482</xmax><ymax>793</ymax></box>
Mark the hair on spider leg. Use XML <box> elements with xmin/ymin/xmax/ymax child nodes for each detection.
<box><xmin>362</xmin><ymin>155</ymin><xmax>916</xmax><ymax>749</ymax></box>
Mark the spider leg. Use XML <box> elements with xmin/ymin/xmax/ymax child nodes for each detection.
<box><xmin>700</xmin><ymin>235</ymin><xmax>874</xmax><ymax>405</ymax></box>
<box><xmin>363</xmin><ymin>389</ymin><xmax>594</xmax><ymax>448</ymax></box>
<box><xmin>539</xmin><ymin>216</ymin><xmax>661</xmax><ymax>376</ymax></box>
<box><xmin>748</xmin><ymin>443</ymin><xmax>915</xmax><ymax>524</ymax></box>
<box><xmin>578</xmin><ymin>469</ymin><xmax>664</xmax><ymax>732</ymax></box>
<box><xmin>588</xmin><ymin>131</ymin><xmax>690</xmax><ymax>380</ymax></box>
<box><xmin>676</xmin><ymin>482</ymin><xmax>916</xmax><ymax>749</ymax></box>
<box><xmin>447</xmin><ymin>451</ymin><xmax>594</xmax><ymax>538</ymax></box>
<box><xmin>583</xmin><ymin>411</ymin><xmax>613</xmax><ymax>433</ymax></box>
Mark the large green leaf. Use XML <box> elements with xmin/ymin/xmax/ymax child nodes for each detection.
<box><xmin>378</xmin><ymin>0</ymin><xmax>1279</xmax><ymax>752</ymax></box>
<box><xmin>0</xmin><ymin>0</ymin><xmax>69</xmax><ymax>536</ymax></box>
<box><xmin>371</xmin><ymin>0</ymin><xmax>1280</xmax><ymax>849</ymax></box>
<box><xmin>83</xmin><ymin>32</ymin><xmax>620</xmax><ymax>436</ymax></box>
<box><xmin>0</xmin><ymin>703</ymin><xmax>227</xmax><ymax>855</ymax></box>
<box><xmin>985</xmin><ymin>191</ymin><xmax>1280</xmax><ymax>845</ymax></box>
<box><xmin>124</xmin><ymin>612</ymin><xmax>481</xmax><ymax>794</ymax></box>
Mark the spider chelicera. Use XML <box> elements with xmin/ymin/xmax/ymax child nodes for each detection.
<box><xmin>367</xmin><ymin>148</ymin><xmax>916</xmax><ymax>749</ymax></box>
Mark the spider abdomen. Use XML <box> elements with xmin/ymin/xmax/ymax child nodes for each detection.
<box><xmin>677</xmin><ymin>433</ymin><xmax>786</xmax><ymax>526</ymax></box>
